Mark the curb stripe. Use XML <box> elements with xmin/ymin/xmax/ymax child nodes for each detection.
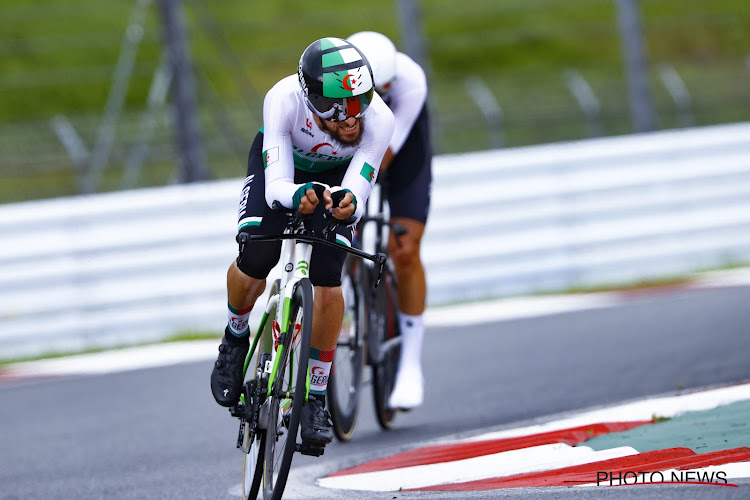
<box><xmin>329</xmin><ymin>421</ymin><xmax>651</xmax><ymax>477</ymax></box>
<box><xmin>319</xmin><ymin>444</ymin><xmax>639</xmax><ymax>492</ymax></box>
<box><xmin>411</xmin><ymin>447</ymin><xmax>750</xmax><ymax>491</ymax></box>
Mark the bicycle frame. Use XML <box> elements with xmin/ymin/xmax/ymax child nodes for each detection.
<box><xmin>242</xmin><ymin>237</ymin><xmax>312</xmax><ymax>412</ymax></box>
<box><xmin>240</xmin><ymin>213</ymin><xmax>385</xmax><ymax>413</ymax></box>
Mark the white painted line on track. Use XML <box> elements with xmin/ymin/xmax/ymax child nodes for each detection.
<box><xmin>317</xmin><ymin>444</ymin><xmax>638</xmax><ymax>492</ymax></box>
<box><xmin>2</xmin><ymin>293</ymin><xmax>621</xmax><ymax>379</ymax></box>
<box><xmin>424</xmin><ymin>293</ymin><xmax>621</xmax><ymax>327</ymax></box>
<box><xmin>3</xmin><ymin>340</ymin><xmax>218</xmax><ymax>378</ymax></box>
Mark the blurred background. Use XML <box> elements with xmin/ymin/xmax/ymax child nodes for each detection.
<box><xmin>1</xmin><ymin>0</ymin><xmax>749</xmax><ymax>203</ymax></box>
<box><xmin>2</xmin><ymin>0</ymin><xmax>750</xmax><ymax>360</ymax></box>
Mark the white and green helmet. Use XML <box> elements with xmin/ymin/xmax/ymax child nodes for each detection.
<box><xmin>298</xmin><ymin>37</ymin><xmax>375</xmax><ymax>121</ymax></box>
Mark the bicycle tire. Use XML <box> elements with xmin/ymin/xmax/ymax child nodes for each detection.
<box><xmin>327</xmin><ymin>256</ymin><xmax>365</xmax><ymax>441</ymax></box>
<box><xmin>262</xmin><ymin>277</ymin><xmax>313</xmax><ymax>500</ymax></box>
<box><xmin>372</xmin><ymin>267</ymin><xmax>400</xmax><ymax>430</ymax></box>
<box><xmin>241</xmin><ymin>279</ymin><xmax>280</xmax><ymax>500</ymax></box>
<box><xmin>242</xmin><ymin>423</ymin><xmax>265</xmax><ymax>500</ymax></box>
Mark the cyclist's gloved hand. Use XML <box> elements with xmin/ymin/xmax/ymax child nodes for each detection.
<box><xmin>292</xmin><ymin>182</ymin><xmax>329</xmax><ymax>215</ymax></box>
<box><xmin>329</xmin><ymin>188</ymin><xmax>357</xmax><ymax>222</ymax></box>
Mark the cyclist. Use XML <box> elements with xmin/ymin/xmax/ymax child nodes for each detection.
<box><xmin>210</xmin><ymin>37</ymin><xmax>394</xmax><ymax>450</ymax></box>
<box><xmin>346</xmin><ymin>31</ymin><xmax>432</xmax><ymax>410</ymax></box>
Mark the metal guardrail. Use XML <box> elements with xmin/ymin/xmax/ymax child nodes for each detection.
<box><xmin>2</xmin><ymin>122</ymin><xmax>750</xmax><ymax>360</ymax></box>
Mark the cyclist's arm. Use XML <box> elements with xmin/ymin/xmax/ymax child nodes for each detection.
<box><xmin>337</xmin><ymin>95</ymin><xmax>395</xmax><ymax>220</ymax></box>
<box><xmin>379</xmin><ymin>147</ymin><xmax>395</xmax><ymax>173</ymax></box>
<box><xmin>261</xmin><ymin>79</ymin><xmax>310</xmax><ymax>210</ymax></box>
<box><xmin>388</xmin><ymin>53</ymin><xmax>428</xmax><ymax>157</ymax></box>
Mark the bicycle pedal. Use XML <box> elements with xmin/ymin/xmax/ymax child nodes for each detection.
<box><xmin>296</xmin><ymin>442</ymin><xmax>326</xmax><ymax>457</ymax></box>
<box><xmin>229</xmin><ymin>404</ymin><xmax>244</xmax><ymax>419</ymax></box>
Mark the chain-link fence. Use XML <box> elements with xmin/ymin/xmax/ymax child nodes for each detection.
<box><xmin>1</xmin><ymin>0</ymin><xmax>748</xmax><ymax>203</ymax></box>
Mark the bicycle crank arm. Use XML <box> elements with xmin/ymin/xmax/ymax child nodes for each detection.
<box><xmin>380</xmin><ymin>336</ymin><xmax>402</xmax><ymax>357</ymax></box>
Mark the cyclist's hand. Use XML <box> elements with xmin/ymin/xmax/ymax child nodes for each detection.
<box><xmin>297</xmin><ymin>187</ymin><xmax>321</xmax><ymax>214</ymax></box>
<box><xmin>330</xmin><ymin>190</ymin><xmax>356</xmax><ymax>220</ymax></box>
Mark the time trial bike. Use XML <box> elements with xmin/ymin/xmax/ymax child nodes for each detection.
<box><xmin>228</xmin><ymin>191</ymin><xmax>386</xmax><ymax>500</ymax></box>
<box><xmin>326</xmin><ymin>182</ymin><xmax>406</xmax><ymax>439</ymax></box>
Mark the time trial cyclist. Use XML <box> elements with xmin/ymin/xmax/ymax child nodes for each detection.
<box><xmin>346</xmin><ymin>31</ymin><xmax>432</xmax><ymax>410</ymax></box>
<box><xmin>210</xmin><ymin>37</ymin><xmax>395</xmax><ymax>450</ymax></box>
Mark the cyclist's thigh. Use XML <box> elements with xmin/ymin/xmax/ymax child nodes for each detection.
<box><xmin>309</xmin><ymin>223</ymin><xmax>354</xmax><ymax>287</ymax></box>
<box><xmin>236</xmin><ymin>131</ymin><xmax>285</xmax><ymax>279</ymax></box>
<box><xmin>386</xmin><ymin>106</ymin><xmax>433</xmax><ymax>225</ymax></box>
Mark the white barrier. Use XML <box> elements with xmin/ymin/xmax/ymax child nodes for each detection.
<box><xmin>2</xmin><ymin>122</ymin><xmax>749</xmax><ymax>359</ymax></box>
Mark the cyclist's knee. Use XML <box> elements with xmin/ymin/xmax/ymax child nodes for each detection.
<box><xmin>228</xmin><ymin>261</ymin><xmax>266</xmax><ymax>299</ymax></box>
<box><xmin>389</xmin><ymin>234</ymin><xmax>421</xmax><ymax>271</ymax></box>
<box><xmin>314</xmin><ymin>285</ymin><xmax>342</xmax><ymax>303</ymax></box>
<box><xmin>236</xmin><ymin>236</ymin><xmax>280</xmax><ymax>280</ymax></box>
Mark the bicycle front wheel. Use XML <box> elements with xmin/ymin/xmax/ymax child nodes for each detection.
<box><xmin>262</xmin><ymin>277</ymin><xmax>313</xmax><ymax>500</ymax></box>
<box><xmin>372</xmin><ymin>267</ymin><xmax>400</xmax><ymax>430</ymax></box>
<box><xmin>242</xmin><ymin>418</ymin><xmax>264</xmax><ymax>500</ymax></box>
<box><xmin>327</xmin><ymin>256</ymin><xmax>365</xmax><ymax>441</ymax></box>
<box><xmin>242</xmin><ymin>279</ymin><xmax>279</xmax><ymax>500</ymax></box>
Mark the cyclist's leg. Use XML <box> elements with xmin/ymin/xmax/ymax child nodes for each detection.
<box><xmin>298</xmin><ymin>205</ymin><xmax>354</xmax><ymax>446</ymax></box>
<box><xmin>212</xmin><ymin>131</ymin><xmax>285</xmax><ymax>407</ymax></box>
<box><xmin>383</xmin><ymin>105</ymin><xmax>433</xmax><ymax>410</ymax></box>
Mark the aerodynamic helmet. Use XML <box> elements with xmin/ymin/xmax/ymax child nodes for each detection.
<box><xmin>298</xmin><ymin>37</ymin><xmax>375</xmax><ymax>122</ymax></box>
<box><xmin>347</xmin><ymin>31</ymin><xmax>397</xmax><ymax>94</ymax></box>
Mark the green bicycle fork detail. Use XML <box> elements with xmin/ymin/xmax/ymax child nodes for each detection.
<box><xmin>242</xmin><ymin>311</ymin><xmax>268</xmax><ymax>379</ymax></box>
<box><xmin>267</xmin><ymin>296</ymin><xmax>293</xmax><ymax>397</ymax></box>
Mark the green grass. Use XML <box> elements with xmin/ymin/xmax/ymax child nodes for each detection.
<box><xmin>0</xmin><ymin>331</ymin><xmax>221</xmax><ymax>367</ymax></box>
<box><xmin>1</xmin><ymin>0</ymin><xmax>749</xmax><ymax>203</ymax></box>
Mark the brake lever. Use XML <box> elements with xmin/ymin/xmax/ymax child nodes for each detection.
<box><xmin>374</xmin><ymin>252</ymin><xmax>387</xmax><ymax>287</ymax></box>
<box><xmin>236</xmin><ymin>232</ymin><xmax>249</xmax><ymax>255</ymax></box>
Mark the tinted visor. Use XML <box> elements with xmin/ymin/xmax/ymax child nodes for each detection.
<box><xmin>306</xmin><ymin>88</ymin><xmax>374</xmax><ymax>122</ymax></box>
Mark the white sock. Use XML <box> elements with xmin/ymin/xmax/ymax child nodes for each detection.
<box><xmin>397</xmin><ymin>313</ymin><xmax>424</xmax><ymax>374</ymax></box>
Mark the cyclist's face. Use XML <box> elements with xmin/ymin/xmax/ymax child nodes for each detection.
<box><xmin>319</xmin><ymin>116</ymin><xmax>363</xmax><ymax>145</ymax></box>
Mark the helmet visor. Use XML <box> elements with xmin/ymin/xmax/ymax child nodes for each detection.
<box><xmin>305</xmin><ymin>88</ymin><xmax>374</xmax><ymax>122</ymax></box>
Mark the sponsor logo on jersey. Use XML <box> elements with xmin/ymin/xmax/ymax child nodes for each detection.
<box><xmin>292</xmin><ymin>145</ymin><xmax>350</xmax><ymax>163</ymax></box>
<box><xmin>311</xmin><ymin>143</ymin><xmax>337</xmax><ymax>155</ymax></box>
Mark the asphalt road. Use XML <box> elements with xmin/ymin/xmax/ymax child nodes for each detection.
<box><xmin>1</xmin><ymin>285</ymin><xmax>749</xmax><ymax>499</ymax></box>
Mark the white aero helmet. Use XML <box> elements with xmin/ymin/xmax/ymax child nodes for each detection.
<box><xmin>347</xmin><ymin>31</ymin><xmax>397</xmax><ymax>94</ymax></box>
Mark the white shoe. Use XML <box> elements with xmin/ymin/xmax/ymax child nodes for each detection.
<box><xmin>388</xmin><ymin>368</ymin><xmax>424</xmax><ymax>410</ymax></box>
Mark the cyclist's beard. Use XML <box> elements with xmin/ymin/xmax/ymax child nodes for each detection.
<box><xmin>324</xmin><ymin>118</ymin><xmax>365</xmax><ymax>148</ymax></box>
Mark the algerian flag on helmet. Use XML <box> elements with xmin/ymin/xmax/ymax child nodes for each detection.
<box><xmin>320</xmin><ymin>38</ymin><xmax>374</xmax><ymax>98</ymax></box>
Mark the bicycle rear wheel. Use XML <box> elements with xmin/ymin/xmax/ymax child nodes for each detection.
<box><xmin>262</xmin><ymin>277</ymin><xmax>313</xmax><ymax>500</ymax></box>
<box><xmin>327</xmin><ymin>256</ymin><xmax>365</xmax><ymax>441</ymax></box>
<box><xmin>372</xmin><ymin>267</ymin><xmax>400</xmax><ymax>430</ymax></box>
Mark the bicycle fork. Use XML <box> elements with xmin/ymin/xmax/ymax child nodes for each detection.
<box><xmin>261</xmin><ymin>240</ymin><xmax>314</xmax><ymax>420</ymax></box>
